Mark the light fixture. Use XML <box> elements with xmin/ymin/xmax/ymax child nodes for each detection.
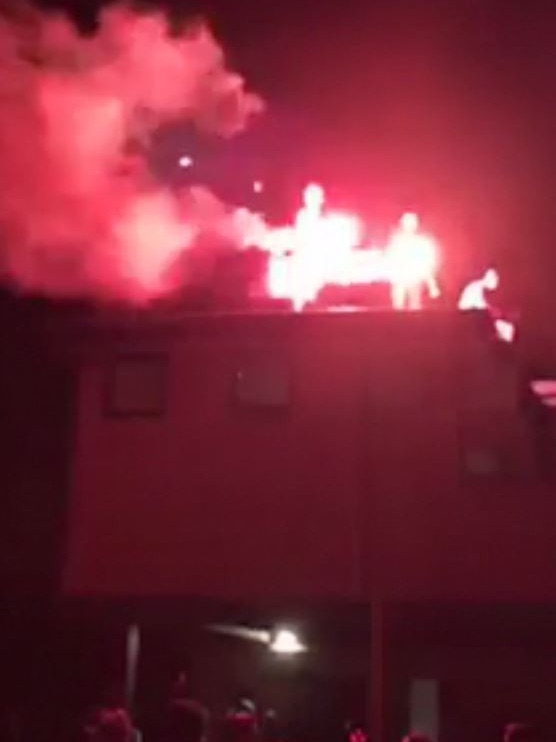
<box><xmin>206</xmin><ymin>624</ymin><xmax>306</xmax><ymax>655</ymax></box>
<box><xmin>269</xmin><ymin>628</ymin><xmax>306</xmax><ymax>655</ymax></box>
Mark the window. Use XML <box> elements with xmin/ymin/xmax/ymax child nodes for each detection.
<box><xmin>234</xmin><ymin>356</ymin><xmax>290</xmax><ymax>409</ymax></box>
<box><xmin>105</xmin><ymin>354</ymin><xmax>168</xmax><ymax>417</ymax></box>
<box><xmin>462</xmin><ymin>447</ymin><xmax>502</xmax><ymax>478</ymax></box>
<box><xmin>459</xmin><ymin>420</ymin><xmax>509</xmax><ymax>480</ymax></box>
<box><xmin>458</xmin><ymin>413</ymin><xmax>534</xmax><ymax>481</ymax></box>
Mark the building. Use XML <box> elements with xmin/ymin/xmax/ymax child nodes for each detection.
<box><xmin>2</xmin><ymin>303</ymin><xmax>556</xmax><ymax>742</ymax></box>
<box><xmin>58</xmin><ymin>308</ymin><xmax>556</xmax><ymax>742</ymax></box>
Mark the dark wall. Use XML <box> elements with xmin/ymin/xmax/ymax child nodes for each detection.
<box><xmin>0</xmin><ymin>297</ymin><xmax>77</xmax><ymax>740</ymax></box>
<box><xmin>62</xmin><ymin>311</ymin><xmax>554</xmax><ymax>600</ymax></box>
<box><xmin>0</xmin><ymin>298</ymin><xmax>75</xmax><ymax>596</ymax></box>
<box><xmin>390</xmin><ymin>604</ymin><xmax>556</xmax><ymax>742</ymax></box>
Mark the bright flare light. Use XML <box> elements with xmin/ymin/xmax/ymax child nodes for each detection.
<box><xmin>178</xmin><ymin>155</ymin><xmax>193</xmax><ymax>169</ymax></box>
<box><xmin>269</xmin><ymin>629</ymin><xmax>306</xmax><ymax>655</ymax></box>
<box><xmin>268</xmin><ymin>183</ymin><xmax>362</xmax><ymax>309</ymax></box>
<box><xmin>258</xmin><ymin>182</ymin><xmax>510</xmax><ymax>339</ymax></box>
<box><xmin>495</xmin><ymin>318</ymin><xmax>515</xmax><ymax>343</ymax></box>
<box><xmin>263</xmin><ymin>185</ymin><xmax>439</xmax><ymax>312</ymax></box>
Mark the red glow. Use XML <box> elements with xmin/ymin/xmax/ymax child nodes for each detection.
<box><xmin>259</xmin><ymin>184</ymin><xmax>512</xmax><ymax>340</ymax></box>
<box><xmin>266</xmin><ymin>184</ymin><xmax>362</xmax><ymax>309</ymax></box>
<box><xmin>264</xmin><ymin>185</ymin><xmax>439</xmax><ymax>311</ymax></box>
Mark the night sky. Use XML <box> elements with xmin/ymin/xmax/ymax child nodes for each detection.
<box><xmin>34</xmin><ymin>0</ymin><xmax>556</xmax><ymax>360</ymax></box>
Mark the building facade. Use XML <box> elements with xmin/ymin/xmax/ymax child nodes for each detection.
<box><xmin>58</xmin><ymin>309</ymin><xmax>556</xmax><ymax>742</ymax></box>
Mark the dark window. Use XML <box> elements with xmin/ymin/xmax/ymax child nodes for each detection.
<box><xmin>234</xmin><ymin>356</ymin><xmax>290</xmax><ymax>408</ymax></box>
<box><xmin>105</xmin><ymin>354</ymin><xmax>168</xmax><ymax>417</ymax></box>
<box><xmin>462</xmin><ymin>447</ymin><xmax>502</xmax><ymax>478</ymax></box>
<box><xmin>458</xmin><ymin>416</ymin><xmax>534</xmax><ymax>481</ymax></box>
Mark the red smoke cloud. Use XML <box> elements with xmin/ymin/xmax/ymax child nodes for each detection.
<box><xmin>0</xmin><ymin>4</ymin><xmax>263</xmax><ymax>300</ymax></box>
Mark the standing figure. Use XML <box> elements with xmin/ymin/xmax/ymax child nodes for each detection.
<box><xmin>291</xmin><ymin>183</ymin><xmax>327</xmax><ymax>309</ymax></box>
<box><xmin>386</xmin><ymin>212</ymin><xmax>440</xmax><ymax>310</ymax></box>
<box><xmin>297</xmin><ymin>183</ymin><xmax>325</xmax><ymax>225</ymax></box>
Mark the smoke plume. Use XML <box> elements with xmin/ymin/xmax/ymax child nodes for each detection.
<box><xmin>0</xmin><ymin>3</ymin><xmax>264</xmax><ymax>301</ymax></box>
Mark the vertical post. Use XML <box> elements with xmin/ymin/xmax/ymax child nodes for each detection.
<box><xmin>125</xmin><ymin>623</ymin><xmax>141</xmax><ymax>714</ymax></box>
<box><xmin>408</xmin><ymin>679</ymin><xmax>439</xmax><ymax>741</ymax></box>
<box><xmin>370</xmin><ymin>600</ymin><xmax>387</xmax><ymax>742</ymax></box>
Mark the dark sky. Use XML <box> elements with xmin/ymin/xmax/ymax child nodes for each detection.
<box><xmin>204</xmin><ymin>0</ymin><xmax>556</xmax><ymax>360</ymax></box>
<box><xmin>39</xmin><ymin>0</ymin><xmax>556</xmax><ymax>358</ymax></box>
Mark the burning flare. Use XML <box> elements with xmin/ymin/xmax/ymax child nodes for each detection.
<box><xmin>264</xmin><ymin>186</ymin><xmax>440</xmax><ymax>312</ymax></box>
